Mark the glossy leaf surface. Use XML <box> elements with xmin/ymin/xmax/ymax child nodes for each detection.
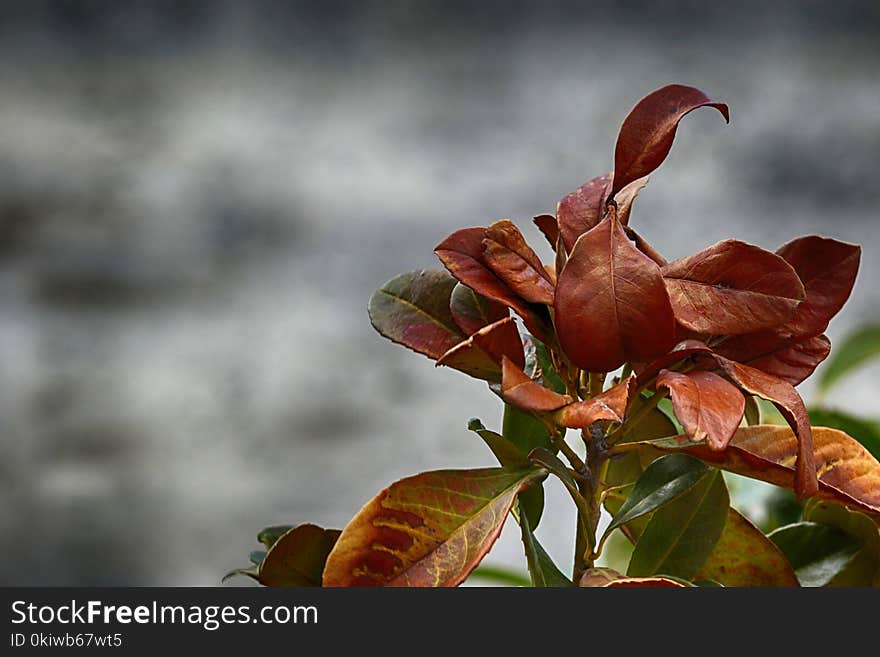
<box><xmin>611</xmin><ymin>84</ymin><xmax>729</xmax><ymax>197</ymax></box>
<box><xmin>323</xmin><ymin>468</ymin><xmax>540</xmax><ymax>587</ymax></box>
<box><xmin>768</xmin><ymin>522</ymin><xmax>860</xmax><ymax>587</ymax></box>
<box><xmin>519</xmin><ymin>502</ymin><xmax>575</xmax><ymax>587</ymax></box>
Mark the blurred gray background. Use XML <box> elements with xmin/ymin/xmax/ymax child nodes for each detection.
<box><xmin>0</xmin><ymin>1</ymin><xmax>878</xmax><ymax>585</ymax></box>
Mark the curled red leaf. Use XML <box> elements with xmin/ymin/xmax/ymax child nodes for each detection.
<box><xmin>436</xmin><ymin>316</ymin><xmax>525</xmax><ymax>382</ymax></box>
<box><xmin>611</xmin><ymin>84</ymin><xmax>729</xmax><ymax>197</ymax></box>
<box><xmin>501</xmin><ymin>356</ymin><xmax>572</xmax><ymax>413</ymax></box>
<box><xmin>533</xmin><ymin>214</ymin><xmax>559</xmax><ymax>251</ymax></box>
<box><xmin>554</xmin><ymin>376</ymin><xmax>634</xmax><ymax>429</ymax></box>
<box><xmin>483</xmin><ymin>220</ymin><xmax>555</xmax><ymax>305</ymax></box>
<box><xmin>557</xmin><ymin>172</ymin><xmax>613</xmax><ymax>253</ymax></box>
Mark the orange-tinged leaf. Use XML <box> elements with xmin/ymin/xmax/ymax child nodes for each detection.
<box><xmin>555</xmin><ymin>214</ymin><xmax>676</xmax><ymax>373</ymax></box>
<box><xmin>730</xmin><ymin>333</ymin><xmax>831</xmax><ymax>386</ymax></box>
<box><xmin>435</xmin><ymin>227</ymin><xmax>550</xmax><ymax>340</ymax></box>
<box><xmin>322</xmin><ymin>468</ymin><xmax>541</xmax><ymax>587</ymax></box>
<box><xmin>557</xmin><ymin>172</ymin><xmax>612</xmax><ymax>253</ymax></box>
<box><xmin>449</xmin><ymin>282</ymin><xmax>508</xmax><ymax>336</ymax></box>
<box><xmin>662</xmin><ymin>240</ymin><xmax>805</xmax><ymax>335</ymax></box>
<box><xmin>775</xmin><ymin>235</ymin><xmax>861</xmax><ymax>339</ymax></box>
<box><xmin>711</xmin><ymin>357</ymin><xmax>817</xmax><ymax>499</ymax></box>
<box><xmin>501</xmin><ymin>356</ymin><xmax>571</xmax><ymax>413</ymax></box>
<box><xmin>369</xmin><ymin>269</ymin><xmax>465</xmax><ymax>360</ymax></box>
<box><xmin>483</xmin><ymin>219</ymin><xmax>555</xmax><ymax>305</ymax></box>
<box><xmin>436</xmin><ymin>317</ymin><xmax>525</xmax><ymax>382</ymax></box>
<box><xmin>611</xmin><ymin>84</ymin><xmax>729</xmax><ymax>197</ymax></box>
<box><xmin>696</xmin><ymin>507</ymin><xmax>799</xmax><ymax>587</ymax></box>
<box><xmin>626</xmin><ymin>425</ymin><xmax>880</xmax><ymax>514</ymax></box>
<box><xmin>533</xmin><ymin>214</ymin><xmax>559</xmax><ymax>251</ymax></box>
<box><xmin>656</xmin><ymin>370</ymin><xmax>745</xmax><ymax>451</ymax></box>
<box><xmin>555</xmin><ymin>375</ymin><xmax>634</xmax><ymax>428</ymax></box>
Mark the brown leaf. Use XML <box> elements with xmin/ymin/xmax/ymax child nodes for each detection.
<box><xmin>556</xmin><ymin>172</ymin><xmax>612</xmax><ymax>253</ymax></box>
<box><xmin>578</xmin><ymin>567</ymin><xmax>624</xmax><ymax>587</ymax></box>
<box><xmin>615</xmin><ymin>176</ymin><xmax>649</xmax><ymax>226</ymax></box>
<box><xmin>533</xmin><ymin>214</ymin><xmax>559</xmax><ymax>251</ymax></box>
<box><xmin>656</xmin><ymin>370</ymin><xmax>745</xmax><ymax>451</ymax></box>
<box><xmin>628</xmin><ymin>425</ymin><xmax>880</xmax><ymax>515</ymax></box>
<box><xmin>436</xmin><ymin>317</ymin><xmax>525</xmax><ymax>382</ymax></box>
<box><xmin>435</xmin><ymin>227</ymin><xmax>550</xmax><ymax>340</ymax></box>
<box><xmin>662</xmin><ymin>240</ymin><xmax>805</xmax><ymax>335</ymax></box>
<box><xmin>554</xmin><ymin>214</ymin><xmax>676</xmax><ymax>373</ymax></box>
<box><xmin>322</xmin><ymin>468</ymin><xmax>541</xmax><ymax>586</ymax></box>
<box><xmin>634</xmin><ymin>340</ymin><xmax>714</xmax><ymax>384</ymax></box>
<box><xmin>725</xmin><ymin>333</ymin><xmax>831</xmax><ymax>386</ymax></box>
<box><xmin>449</xmin><ymin>282</ymin><xmax>509</xmax><ymax>336</ymax></box>
<box><xmin>501</xmin><ymin>356</ymin><xmax>571</xmax><ymax>413</ymax></box>
<box><xmin>611</xmin><ymin>84</ymin><xmax>729</xmax><ymax>197</ymax></box>
<box><xmin>710</xmin><ymin>356</ymin><xmax>817</xmax><ymax>499</ymax></box>
<box><xmin>625</xmin><ymin>226</ymin><xmax>668</xmax><ymax>267</ymax></box>
<box><xmin>255</xmin><ymin>524</ymin><xmax>341</xmax><ymax>587</ymax></box>
<box><xmin>483</xmin><ymin>220</ymin><xmax>555</xmax><ymax>305</ymax></box>
<box><xmin>775</xmin><ymin>235</ymin><xmax>861</xmax><ymax>339</ymax></box>
<box><xmin>555</xmin><ymin>376</ymin><xmax>634</xmax><ymax>428</ymax></box>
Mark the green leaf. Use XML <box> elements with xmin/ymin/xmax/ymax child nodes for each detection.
<box><xmin>323</xmin><ymin>468</ymin><xmax>543</xmax><ymax>586</ymax></box>
<box><xmin>468</xmin><ymin>565</ymin><xmax>531</xmax><ymax>587</ymax></box>
<box><xmin>528</xmin><ymin>447</ymin><xmax>580</xmax><ymax>498</ymax></box>
<box><xmin>696</xmin><ymin>507</ymin><xmax>799</xmax><ymax>586</ymax></box>
<box><xmin>744</xmin><ymin>395</ymin><xmax>761</xmax><ymax>425</ymax></box>
<box><xmin>818</xmin><ymin>324</ymin><xmax>880</xmax><ymax>393</ymax></box>
<box><xmin>768</xmin><ymin>522</ymin><xmax>861</xmax><ymax>587</ymax></box>
<box><xmin>606</xmin><ymin>455</ymin><xmax>709</xmax><ymax>537</ymax></box>
<box><xmin>518</xmin><ymin>484</ymin><xmax>545</xmax><ymax>532</ymax></box>
<box><xmin>502</xmin><ymin>403</ymin><xmax>554</xmax><ymax>455</ymax></box>
<box><xmin>803</xmin><ymin>501</ymin><xmax>880</xmax><ymax>586</ymax></box>
<box><xmin>468</xmin><ymin>418</ymin><xmax>531</xmax><ymax>469</ymax></box>
<box><xmin>532</xmin><ymin>336</ymin><xmax>567</xmax><ymax>394</ymax></box>
<box><xmin>808</xmin><ymin>407</ymin><xmax>880</xmax><ymax>462</ymax></box>
<box><xmin>518</xmin><ymin>500</ymin><xmax>575</xmax><ymax>587</ymax></box>
<box><xmin>249</xmin><ymin>550</ymin><xmax>267</xmax><ymax>566</ymax></box>
<box><xmin>257</xmin><ymin>525</ymin><xmax>294</xmax><ymax>549</ymax></box>
<box><xmin>627</xmin><ymin>469</ymin><xmax>729</xmax><ymax>579</ymax></box>
<box><xmin>368</xmin><ymin>269</ymin><xmax>464</xmax><ymax>360</ymax></box>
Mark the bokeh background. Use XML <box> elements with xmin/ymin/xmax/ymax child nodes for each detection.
<box><xmin>1</xmin><ymin>0</ymin><xmax>878</xmax><ymax>585</ymax></box>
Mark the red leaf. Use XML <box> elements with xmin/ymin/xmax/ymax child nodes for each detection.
<box><xmin>556</xmin><ymin>172</ymin><xmax>612</xmax><ymax>253</ymax></box>
<box><xmin>554</xmin><ymin>214</ymin><xmax>676</xmax><ymax>372</ymax></box>
<box><xmin>615</xmin><ymin>176</ymin><xmax>649</xmax><ymax>226</ymax></box>
<box><xmin>710</xmin><ymin>356</ymin><xmax>817</xmax><ymax>499</ymax></box>
<box><xmin>656</xmin><ymin>370</ymin><xmax>745</xmax><ymax>451</ymax></box>
<box><xmin>611</xmin><ymin>84</ymin><xmax>729</xmax><ymax>197</ymax></box>
<box><xmin>449</xmin><ymin>283</ymin><xmax>509</xmax><ymax>336</ymax></box>
<box><xmin>718</xmin><ymin>333</ymin><xmax>831</xmax><ymax>386</ymax></box>
<box><xmin>435</xmin><ymin>227</ymin><xmax>551</xmax><ymax>340</ymax></box>
<box><xmin>483</xmin><ymin>220</ymin><xmax>555</xmax><ymax>305</ymax></box>
<box><xmin>501</xmin><ymin>356</ymin><xmax>571</xmax><ymax>413</ymax></box>
<box><xmin>662</xmin><ymin>240</ymin><xmax>805</xmax><ymax>335</ymax></box>
<box><xmin>533</xmin><ymin>214</ymin><xmax>559</xmax><ymax>251</ymax></box>
<box><xmin>635</xmin><ymin>340</ymin><xmax>713</xmax><ymax>384</ymax></box>
<box><xmin>437</xmin><ymin>317</ymin><xmax>525</xmax><ymax>382</ymax></box>
<box><xmin>775</xmin><ymin>236</ymin><xmax>861</xmax><ymax>339</ymax></box>
<box><xmin>555</xmin><ymin>376</ymin><xmax>634</xmax><ymax>428</ymax></box>
<box><xmin>625</xmin><ymin>226</ymin><xmax>668</xmax><ymax>267</ymax></box>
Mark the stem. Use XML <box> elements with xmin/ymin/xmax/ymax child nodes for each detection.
<box><xmin>606</xmin><ymin>388</ymin><xmax>669</xmax><ymax>445</ymax></box>
<box><xmin>571</xmin><ymin>423</ymin><xmax>608</xmax><ymax>582</ymax></box>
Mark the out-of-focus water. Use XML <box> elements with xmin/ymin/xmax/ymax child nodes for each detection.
<box><xmin>0</xmin><ymin>2</ymin><xmax>878</xmax><ymax>584</ymax></box>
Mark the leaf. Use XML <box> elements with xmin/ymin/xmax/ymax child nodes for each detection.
<box><xmin>468</xmin><ymin>418</ymin><xmax>531</xmax><ymax>469</ymax></box>
<box><xmin>501</xmin><ymin>356</ymin><xmax>572</xmax><ymax>413</ymax></box>
<box><xmin>656</xmin><ymin>370</ymin><xmax>745</xmax><ymax>451</ymax></box>
<box><xmin>528</xmin><ymin>447</ymin><xmax>581</xmax><ymax>500</ymax></box>
<box><xmin>556</xmin><ymin>172</ymin><xmax>612</xmax><ymax>253</ymax></box>
<box><xmin>803</xmin><ymin>501</ymin><xmax>880</xmax><ymax>586</ymax></box>
<box><xmin>627</xmin><ymin>468</ymin><xmax>729</xmax><ymax>579</ymax></box>
<box><xmin>605</xmin><ymin>454</ymin><xmax>709</xmax><ymax>537</ymax></box>
<box><xmin>533</xmin><ymin>214</ymin><xmax>559</xmax><ymax>251</ymax></box>
<box><xmin>436</xmin><ymin>316</ymin><xmax>525</xmax><ymax>382</ymax></box>
<box><xmin>610</xmin><ymin>84</ymin><xmax>729</xmax><ymax>197</ymax></box>
<box><xmin>626</xmin><ymin>425</ymin><xmax>880</xmax><ymax>514</ymax></box>
<box><xmin>519</xmin><ymin>501</ymin><xmax>575</xmax><ymax>587</ymax></box>
<box><xmin>257</xmin><ymin>525</ymin><xmax>294</xmax><ymax>549</ymax></box>
<box><xmin>808</xmin><ymin>408</ymin><xmax>880</xmax><ymax>462</ymax></box>
<box><xmin>532</xmin><ymin>336</ymin><xmax>567</xmax><ymax>394</ymax></box>
<box><xmin>744</xmin><ymin>395</ymin><xmax>761</xmax><ymax>426</ymax></box>
<box><xmin>449</xmin><ymin>282</ymin><xmax>508</xmax><ymax>336</ymax></box>
<box><xmin>518</xmin><ymin>484</ymin><xmax>546</xmax><ymax>532</ymax></box>
<box><xmin>662</xmin><ymin>240</ymin><xmax>804</xmax><ymax>335</ymax></box>
<box><xmin>554</xmin><ymin>376</ymin><xmax>634</xmax><ymax>429</ymax></box>
<box><xmin>578</xmin><ymin>567</ymin><xmax>625</xmax><ymax>587</ymax></box>
<box><xmin>483</xmin><ymin>220</ymin><xmax>555</xmax><ymax>305</ymax></box>
<box><xmin>369</xmin><ymin>269</ymin><xmax>464</xmax><ymax>359</ymax></box>
<box><xmin>768</xmin><ymin>522</ymin><xmax>861</xmax><ymax>587</ymax></box>
<box><xmin>710</xmin><ymin>356</ymin><xmax>817</xmax><ymax>498</ymax></box>
<box><xmin>818</xmin><ymin>324</ymin><xmax>880</xmax><ymax>393</ymax></box>
<box><xmin>468</xmin><ymin>565</ymin><xmax>531</xmax><ymax>587</ymax></box>
<box><xmin>615</xmin><ymin>176</ymin><xmax>649</xmax><ymax>227</ymax></box>
<box><xmin>503</xmin><ymin>403</ymin><xmax>554</xmax><ymax>456</ymax></box>
<box><xmin>696</xmin><ymin>507</ymin><xmax>799</xmax><ymax>587</ymax></box>
<box><xmin>322</xmin><ymin>468</ymin><xmax>542</xmax><ymax>587</ymax></box>
<box><xmin>554</xmin><ymin>214</ymin><xmax>676</xmax><ymax>373</ymax></box>
<box><xmin>719</xmin><ymin>333</ymin><xmax>831</xmax><ymax>387</ymax></box>
<box><xmin>775</xmin><ymin>235</ymin><xmax>861</xmax><ymax>339</ymax></box>
<box><xmin>435</xmin><ymin>227</ymin><xmax>550</xmax><ymax>340</ymax></box>
<box><xmin>226</xmin><ymin>524</ymin><xmax>342</xmax><ymax>587</ymax></box>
